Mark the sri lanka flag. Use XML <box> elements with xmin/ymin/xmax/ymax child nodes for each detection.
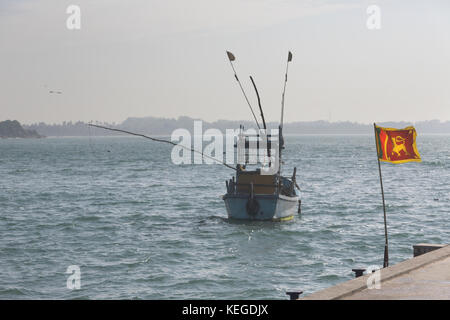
<box><xmin>374</xmin><ymin>125</ymin><xmax>421</xmax><ymax>164</ymax></box>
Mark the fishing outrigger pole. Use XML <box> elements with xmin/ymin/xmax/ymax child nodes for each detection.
<box><xmin>280</xmin><ymin>51</ymin><xmax>293</xmax><ymax>129</ymax></box>
<box><xmin>87</xmin><ymin>123</ymin><xmax>237</xmax><ymax>171</ymax></box>
<box><xmin>226</xmin><ymin>51</ymin><xmax>261</xmax><ymax>131</ymax></box>
<box><xmin>278</xmin><ymin>51</ymin><xmax>293</xmax><ymax>175</ymax></box>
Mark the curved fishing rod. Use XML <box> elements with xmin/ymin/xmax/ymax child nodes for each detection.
<box><xmin>87</xmin><ymin>123</ymin><xmax>237</xmax><ymax>171</ymax></box>
<box><xmin>249</xmin><ymin>75</ymin><xmax>266</xmax><ymax>131</ymax></box>
<box><xmin>226</xmin><ymin>51</ymin><xmax>261</xmax><ymax>131</ymax></box>
<box><xmin>249</xmin><ymin>75</ymin><xmax>271</xmax><ymax>166</ymax></box>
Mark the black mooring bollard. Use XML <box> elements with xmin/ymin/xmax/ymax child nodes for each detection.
<box><xmin>286</xmin><ymin>291</ymin><xmax>303</xmax><ymax>300</ymax></box>
<box><xmin>352</xmin><ymin>268</ymin><xmax>366</xmax><ymax>278</ymax></box>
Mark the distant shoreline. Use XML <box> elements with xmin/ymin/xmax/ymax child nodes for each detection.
<box><xmin>0</xmin><ymin>120</ymin><xmax>44</xmax><ymax>139</ymax></box>
<box><xmin>2</xmin><ymin>133</ymin><xmax>447</xmax><ymax>140</ymax></box>
<box><xmin>18</xmin><ymin>116</ymin><xmax>450</xmax><ymax>137</ymax></box>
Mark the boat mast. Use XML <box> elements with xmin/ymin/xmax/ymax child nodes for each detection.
<box><xmin>278</xmin><ymin>51</ymin><xmax>293</xmax><ymax>175</ymax></box>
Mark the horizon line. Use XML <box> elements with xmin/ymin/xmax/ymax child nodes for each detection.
<box><xmin>13</xmin><ymin>116</ymin><xmax>450</xmax><ymax>126</ymax></box>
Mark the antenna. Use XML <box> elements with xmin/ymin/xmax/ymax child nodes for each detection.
<box><xmin>226</xmin><ymin>51</ymin><xmax>261</xmax><ymax>130</ymax></box>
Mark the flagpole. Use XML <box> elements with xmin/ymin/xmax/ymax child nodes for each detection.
<box><xmin>374</xmin><ymin>123</ymin><xmax>389</xmax><ymax>268</ymax></box>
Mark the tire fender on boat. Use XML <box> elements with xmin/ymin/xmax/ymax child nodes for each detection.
<box><xmin>246</xmin><ymin>182</ymin><xmax>259</xmax><ymax>216</ymax></box>
<box><xmin>246</xmin><ymin>198</ymin><xmax>260</xmax><ymax>216</ymax></box>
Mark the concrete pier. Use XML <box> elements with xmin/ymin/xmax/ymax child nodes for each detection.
<box><xmin>301</xmin><ymin>244</ymin><xmax>450</xmax><ymax>300</ymax></box>
<box><xmin>413</xmin><ymin>243</ymin><xmax>447</xmax><ymax>257</ymax></box>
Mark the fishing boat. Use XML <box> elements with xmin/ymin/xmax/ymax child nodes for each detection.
<box><xmin>87</xmin><ymin>52</ymin><xmax>301</xmax><ymax>222</ymax></box>
<box><xmin>222</xmin><ymin>51</ymin><xmax>301</xmax><ymax>221</ymax></box>
<box><xmin>223</xmin><ymin>161</ymin><xmax>301</xmax><ymax>221</ymax></box>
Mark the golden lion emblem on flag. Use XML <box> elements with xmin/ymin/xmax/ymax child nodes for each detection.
<box><xmin>391</xmin><ymin>135</ymin><xmax>410</xmax><ymax>157</ymax></box>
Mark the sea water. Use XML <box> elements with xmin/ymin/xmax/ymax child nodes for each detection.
<box><xmin>0</xmin><ymin>135</ymin><xmax>448</xmax><ymax>299</ymax></box>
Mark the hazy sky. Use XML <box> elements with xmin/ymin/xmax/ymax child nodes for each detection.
<box><xmin>1</xmin><ymin>0</ymin><xmax>449</xmax><ymax>124</ymax></box>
